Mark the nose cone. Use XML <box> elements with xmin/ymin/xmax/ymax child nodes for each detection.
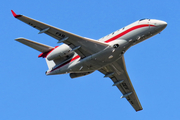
<box><xmin>150</xmin><ymin>19</ymin><xmax>167</xmax><ymax>33</ymax></box>
<box><xmin>149</xmin><ymin>19</ymin><xmax>167</xmax><ymax>35</ymax></box>
<box><xmin>158</xmin><ymin>20</ymin><xmax>167</xmax><ymax>30</ymax></box>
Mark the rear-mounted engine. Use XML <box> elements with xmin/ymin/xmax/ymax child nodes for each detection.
<box><xmin>47</xmin><ymin>44</ymin><xmax>74</xmax><ymax>60</ymax></box>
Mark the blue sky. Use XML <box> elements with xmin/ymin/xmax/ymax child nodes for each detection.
<box><xmin>1</xmin><ymin>0</ymin><xmax>180</xmax><ymax>119</ymax></box>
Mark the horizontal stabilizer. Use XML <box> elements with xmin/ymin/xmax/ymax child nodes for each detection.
<box><xmin>15</xmin><ymin>38</ymin><xmax>54</xmax><ymax>53</ymax></box>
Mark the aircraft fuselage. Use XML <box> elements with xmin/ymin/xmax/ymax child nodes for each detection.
<box><xmin>46</xmin><ymin>19</ymin><xmax>167</xmax><ymax>75</ymax></box>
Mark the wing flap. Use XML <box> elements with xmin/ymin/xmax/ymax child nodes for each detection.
<box><xmin>15</xmin><ymin>38</ymin><xmax>54</xmax><ymax>53</ymax></box>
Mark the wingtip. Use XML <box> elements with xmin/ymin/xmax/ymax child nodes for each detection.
<box><xmin>15</xmin><ymin>38</ymin><xmax>22</xmax><ymax>41</ymax></box>
<box><xmin>15</xmin><ymin>37</ymin><xmax>26</xmax><ymax>41</ymax></box>
<box><xmin>11</xmin><ymin>10</ymin><xmax>21</xmax><ymax>18</ymax></box>
<box><xmin>136</xmin><ymin>108</ymin><xmax>143</xmax><ymax>112</ymax></box>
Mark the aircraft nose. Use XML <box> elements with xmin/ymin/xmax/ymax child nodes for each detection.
<box><xmin>157</xmin><ymin>20</ymin><xmax>167</xmax><ymax>30</ymax></box>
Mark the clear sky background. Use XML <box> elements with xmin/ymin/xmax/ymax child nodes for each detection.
<box><xmin>1</xmin><ymin>0</ymin><xmax>180</xmax><ymax>120</ymax></box>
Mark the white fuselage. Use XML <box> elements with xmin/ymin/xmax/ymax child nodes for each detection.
<box><xmin>46</xmin><ymin>19</ymin><xmax>167</xmax><ymax>75</ymax></box>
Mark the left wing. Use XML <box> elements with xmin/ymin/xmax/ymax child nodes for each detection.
<box><xmin>98</xmin><ymin>55</ymin><xmax>143</xmax><ymax>112</ymax></box>
<box><xmin>11</xmin><ymin>10</ymin><xmax>108</xmax><ymax>58</ymax></box>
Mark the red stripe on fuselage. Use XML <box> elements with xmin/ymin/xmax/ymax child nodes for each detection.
<box><xmin>105</xmin><ymin>24</ymin><xmax>155</xmax><ymax>43</ymax></box>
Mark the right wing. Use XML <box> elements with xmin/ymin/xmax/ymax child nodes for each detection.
<box><xmin>99</xmin><ymin>55</ymin><xmax>143</xmax><ymax>112</ymax></box>
<box><xmin>11</xmin><ymin>10</ymin><xmax>108</xmax><ymax>58</ymax></box>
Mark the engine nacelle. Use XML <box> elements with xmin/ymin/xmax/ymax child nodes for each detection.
<box><xmin>47</xmin><ymin>44</ymin><xmax>74</xmax><ymax>60</ymax></box>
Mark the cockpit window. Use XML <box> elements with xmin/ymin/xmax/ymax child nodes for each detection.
<box><xmin>139</xmin><ymin>18</ymin><xmax>149</xmax><ymax>21</ymax></box>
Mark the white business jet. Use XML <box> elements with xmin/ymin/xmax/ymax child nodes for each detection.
<box><xmin>11</xmin><ymin>10</ymin><xmax>167</xmax><ymax>111</ymax></box>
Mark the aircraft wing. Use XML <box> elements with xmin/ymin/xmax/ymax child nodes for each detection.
<box><xmin>11</xmin><ymin>10</ymin><xmax>108</xmax><ymax>58</ymax></box>
<box><xmin>98</xmin><ymin>55</ymin><xmax>143</xmax><ymax>112</ymax></box>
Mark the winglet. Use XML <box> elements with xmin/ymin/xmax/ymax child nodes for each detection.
<box><xmin>11</xmin><ymin>10</ymin><xmax>21</xmax><ymax>18</ymax></box>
